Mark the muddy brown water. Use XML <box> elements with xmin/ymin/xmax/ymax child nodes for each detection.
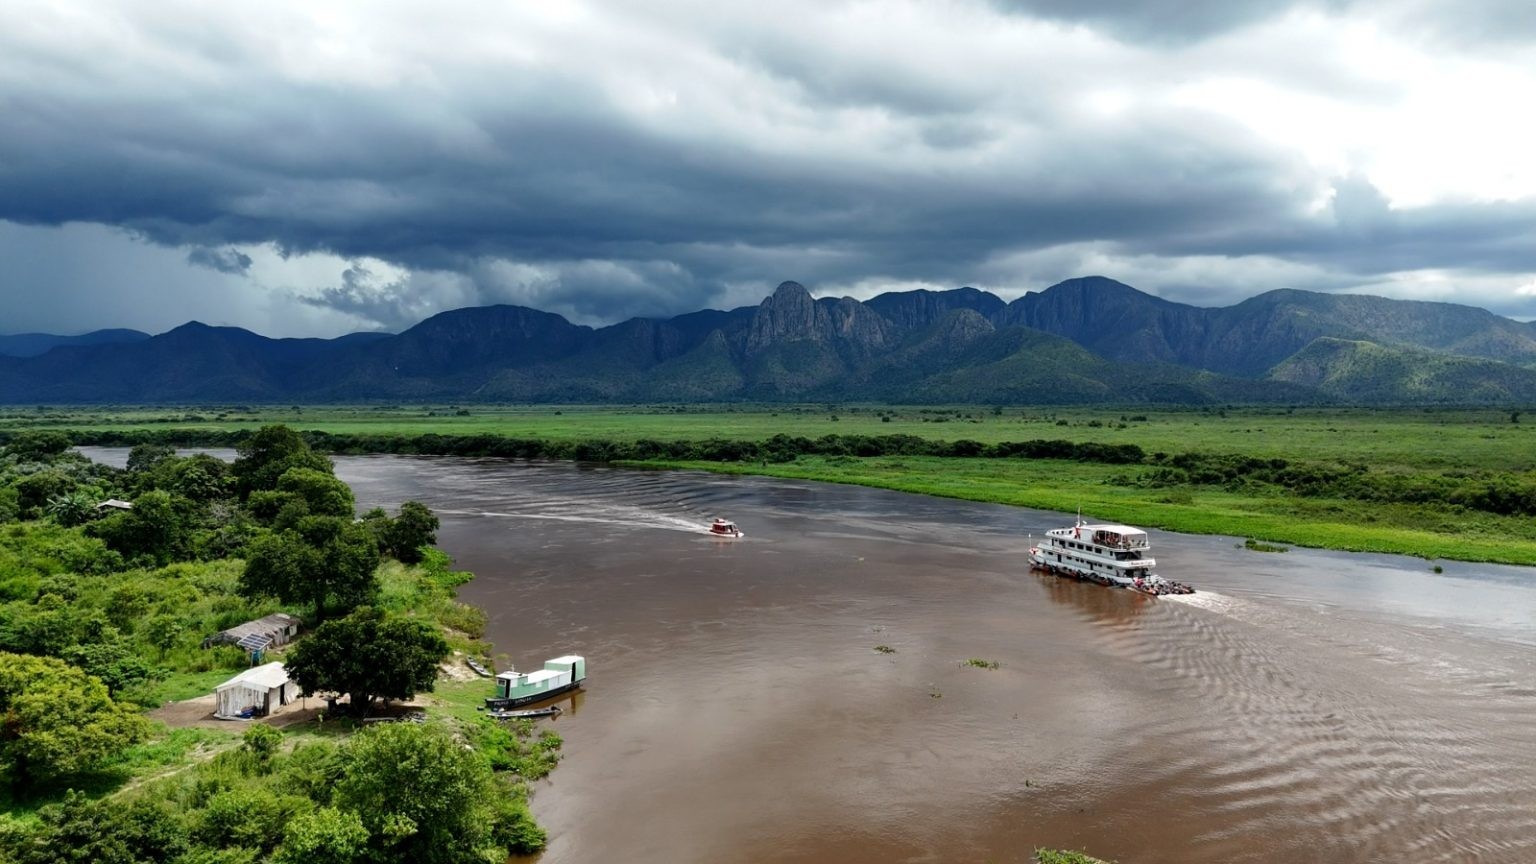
<box><xmin>83</xmin><ymin>451</ymin><xmax>1536</xmax><ymax>862</ymax></box>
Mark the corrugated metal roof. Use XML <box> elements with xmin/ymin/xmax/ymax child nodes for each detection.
<box><xmin>219</xmin><ymin>613</ymin><xmax>302</xmax><ymax>640</ymax></box>
<box><xmin>216</xmin><ymin>661</ymin><xmax>290</xmax><ymax>691</ymax></box>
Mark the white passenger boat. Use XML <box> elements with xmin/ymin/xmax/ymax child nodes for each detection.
<box><xmin>1029</xmin><ymin>517</ymin><xmax>1193</xmax><ymax>594</ymax></box>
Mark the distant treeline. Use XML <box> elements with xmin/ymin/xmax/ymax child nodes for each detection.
<box><xmin>61</xmin><ymin>428</ymin><xmax>1148</xmax><ymax>465</ymax></box>
<box><xmin>1134</xmin><ymin>451</ymin><xmax>1536</xmax><ymax>518</ymax></box>
<box><xmin>49</xmin><ymin>428</ymin><xmax>1536</xmax><ymax>518</ymax></box>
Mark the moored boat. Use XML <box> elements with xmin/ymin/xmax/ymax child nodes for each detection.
<box><xmin>1029</xmin><ymin>517</ymin><xmax>1193</xmax><ymax>594</ymax></box>
<box><xmin>485</xmin><ymin>655</ymin><xmax>587</xmax><ymax>710</ymax></box>
<box><xmin>466</xmin><ymin>657</ymin><xmax>492</xmax><ymax>677</ymax></box>
<box><xmin>708</xmin><ymin>518</ymin><xmax>743</xmax><ymax>538</ymax></box>
<box><xmin>488</xmin><ymin>706</ymin><xmax>562</xmax><ymax>720</ymax></box>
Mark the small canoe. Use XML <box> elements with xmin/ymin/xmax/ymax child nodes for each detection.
<box><xmin>466</xmin><ymin>658</ymin><xmax>492</xmax><ymax>677</ymax></box>
<box><xmin>488</xmin><ymin>706</ymin><xmax>562</xmax><ymax>720</ymax></box>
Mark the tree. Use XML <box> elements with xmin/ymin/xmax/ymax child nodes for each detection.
<box><xmin>239</xmin><ymin>518</ymin><xmax>380</xmax><ymax>616</ymax></box>
<box><xmin>3</xmin><ymin>431</ymin><xmax>71</xmax><ymax>463</ymax></box>
<box><xmin>332</xmin><ymin>722</ymin><xmax>495</xmax><ymax>863</ymax></box>
<box><xmin>125</xmin><ymin>443</ymin><xmax>176</xmax><ymax>474</ymax></box>
<box><xmin>232</xmin><ymin>425</ymin><xmax>333</xmax><ymax>499</ymax></box>
<box><xmin>15</xmin><ymin>472</ymin><xmax>75</xmax><ymax>518</ymax></box>
<box><xmin>383</xmin><ymin>501</ymin><xmax>439</xmax><ymax>564</ymax></box>
<box><xmin>284</xmin><ymin>607</ymin><xmax>448</xmax><ymax>715</ymax></box>
<box><xmin>44</xmin><ymin>491</ymin><xmax>94</xmax><ymax>527</ymax></box>
<box><xmin>86</xmin><ymin>490</ymin><xmax>194</xmax><ymax>565</ymax></box>
<box><xmin>0</xmin><ymin>652</ymin><xmax>149</xmax><ymax>787</ymax></box>
<box><xmin>275</xmin><ymin>468</ymin><xmax>355</xmax><ymax>518</ymax></box>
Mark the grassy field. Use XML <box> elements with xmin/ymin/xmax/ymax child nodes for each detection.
<box><xmin>7</xmin><ymin>403</ymin><xmax>1536</xmax><ymax>472</ymax></box>
<box><xmin>11</xmin><ymin>403</ymin><xmax>1536</xmax><ymax>565</ymax></box>
<box><xmin>631</xmin><ymin>455</ymin><xmax>1536</xmax><ymax>564</ymax></box>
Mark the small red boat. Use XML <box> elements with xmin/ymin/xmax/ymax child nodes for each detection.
<box><xmin>708</xmin><ymin>518</ymin><xmax>744</xmax><ymax>538</ymax></box>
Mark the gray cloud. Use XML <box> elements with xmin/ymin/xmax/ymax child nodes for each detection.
<box><xmin>0</xmin><ymin>0</ymin><xmax>1532</xmax><ymax>336</ymax></box>
<box><xmin>186</xmin><ymin>245</ymin><xmax>253</xmax><ymax>275</ymax></box>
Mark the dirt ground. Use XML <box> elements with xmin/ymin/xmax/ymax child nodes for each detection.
<box><xmin>146</xmin><ymin>655</ymin><xmax>481</xmax><ymax>730</ymax></box>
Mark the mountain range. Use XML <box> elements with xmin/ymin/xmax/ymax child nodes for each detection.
<box><xmin>4</xmin><ymin>277</ymin><xmax>1536</xmax><ymax>404</ymax></box>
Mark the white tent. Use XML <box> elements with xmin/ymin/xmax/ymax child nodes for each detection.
<box><xmin>215</xmin><ymin>662</ymin><xmax>298</xmax><ymax>719</ymax></box>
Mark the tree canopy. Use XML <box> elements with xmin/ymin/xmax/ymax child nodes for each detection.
<box><xmin>3</xmin><ymin>431</ymin><xmax>72</xmax><ymax>463</ymax></box>
<box><xmin>332</xmin><ymin>721</ymin><xmax>497</xmax><ymax>863</ymax></box>
<box><xmin>0</xmin><ymin>651</ymin><xmax>149</xmax><ymax>787</ymax></box>
<box><xmin>283</xmin><ymin>607</ymin><xmax>448</xmax><ymax>714</ymax></box>
<box><xmin>239</xmin><ymin>518</ymin><xmax>380</xmax><ymax>616</ymax></box>
<box><xmin>382</xmin><ymin>501</ymin><xmax>440</xmax><ymax>564</ymax></box>
<box><xmin>231</xmin><ymin>425</ymin><xmax>332</xmax><ymax>499</ymax></box>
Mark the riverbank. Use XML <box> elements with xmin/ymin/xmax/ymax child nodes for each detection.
<box><xmin>623</xmin><ymin>455</ymin><xmax>1536</xmax><ymax>565</ymax></box>
<box><xmin>16</xmin><ymin>404</ymin><xmax>1536</xmax><ymax>565</ymax></box>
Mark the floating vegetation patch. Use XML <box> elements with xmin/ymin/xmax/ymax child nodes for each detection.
<box><xmin>1243</xmin><ymin>538</ymin><xmax>1288</xmax><ymax>553</ymax></box>
<box><xmin>873</xmin><ymin>644</ymin><xmax>896</xmax><ymax>654</ymax></box>
<box><xmin>963</xmin><ymin>658</ymin><xmax>1000</xmax><ymax>670</ymax></box>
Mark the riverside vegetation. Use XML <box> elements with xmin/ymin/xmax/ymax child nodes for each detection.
<box><xmin>11</xmin><ymin>404</ymin><xmax>1536</xmax><ymax>564</ymax></box>
<box><xmin>0</xmin><ymin>427</ymin><xmax>558</xmax><ymax>863</ymax></box>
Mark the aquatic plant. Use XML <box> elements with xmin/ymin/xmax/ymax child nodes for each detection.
<box><xmin>873</xmin><ymin>644</ymin><xmax>895</xmax><ymax>654</ymax></box>
<box><xmin>963</xmin><ymin>658</ymin><xmax>1000</xmax><ymax>670</ymax></box>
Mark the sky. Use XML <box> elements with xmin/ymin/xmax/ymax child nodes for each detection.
<box><xmin>2</xmin><ymin>0</ymin><xmax>1535</xmax><ymax>337</ymax></box>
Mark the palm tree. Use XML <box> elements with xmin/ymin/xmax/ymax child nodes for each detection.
<box><xmin>46</xmin><ymin>491</ymin><xmax>95</xmax><ymax>527</ymax></box>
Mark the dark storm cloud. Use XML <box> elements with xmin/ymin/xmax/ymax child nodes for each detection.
<box><xmin>988</xmin><ymin>0</ymin><xmax>1319</xmax><ymax>43</ymax></box>
<box><xmin>0</xmin><ymin>0</ymin><xmax>1533</xmax><ymax>334</ymax></box>
<box><xmin>186</xmin><ymin>246</ymin><xmax>253</xmax><ymax>275</ymax></box>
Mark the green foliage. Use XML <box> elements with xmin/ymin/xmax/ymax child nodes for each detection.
<box><xmin>963</xmin><ymin>658</ymin><xmax>1000</xmax><ymax>669</ymax></box>
<box><xmin>0</xmin><ymin>791</ymin><xmax>189</xmax><ymax>864</ymax></box>
<box><xmin>272</xmin><ymin>807</ymin><xmax>370</xmax><ymax>864</ymax></box>
<box><xmin>466</xmin><ymin>720</ymin><xmax>562</xmax><ymax>780</ymax></box>
<box><xmin>1036</xmin><ymin>850</ymin><xmax>1111</xmax><ymax>864</ymax></box>
<box><xmin>332</xmin><ymin>721</ymin><xmax>497</xmax><ymax>863</ymax></box>
<box><xmin>231</xmin><ymin>425</ymin><xmax>333</xmax><ymax>499</ymax></box>
<box><xmin>382</xmin><ymin>501</ymin><xmax>439</xmax><ymax>564</ymax></box>
<box><xmin>275</xmin><ymin>468</ymin><xmax>355</xmax><ymax>519</ymax></box>
<box><xmin>126</xmin><ymin>443</ymin><xmax>176</xmax><ymax>474</ymax></box>
<box><xmin>284</xmin><ymin>607</ymin><xmax>449</xmax><ymax>715</ymax></box>
<box><xmin>86</xmin><ymin>490</ymin><xmax>196</xmax><ymax>566</ymax></box>
<box><xmin>194</xmin><ymin>785</ymin><xmax>306</xmax><ymax>853</ymax></box>
<box><xmin>4</xmin><ymin>431</ymin><xmax>72</xmax><ymax>463</ymax></box>
<box><xmin>44</xmin><ymin>491</ymin><xmax>94</xmax><ymax>527</ymax></box>
<box><xmin>239</xmin><ymin>519</ymin><xmax>379</xmax><ymax>616</ymax></box>
<box><xmin>0</xmin><ymin>652</ymin><xmax>150</xmax><ymax>788</ymax></box>
<box><xmin>240</xmin><ymin>725</ymin><xmax>285</xmax><ymax>764</ymax></box>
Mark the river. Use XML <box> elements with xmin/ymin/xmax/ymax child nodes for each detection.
<box><xmin>85</xmin><ymin>451</ymin><xmax>1536</xmax><ymax>862</ymax></box>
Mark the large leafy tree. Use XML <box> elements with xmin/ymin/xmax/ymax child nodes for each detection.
<box><xmin>3</xmin><ymin>431</ymin><xmax>72</xmax><ymax>463</ymax></box>
<box><xmin>231</xmin><ymin>425</ymin><xmax>332</xmax><ymax>499</ymax></box>
<box><xmin>0</xmin><ymin>652</ymin><xmax>149</xmax><ymax>788</ymax></box>
<box><xmin>125</xmin><ymin>443</ymin><xmax>176</xmax><ymax>474</ymax></box>
<box><xmin>382</xmin><ymin>501</ymin><xmax>440</xmax><ymax>564</ymax></box>
<box><xmin>85</xmin><ymin>490</ymin><xmax>195</xmax><ymax>565</ymax></box>
<box><xmin>239</xmin><ymin>517</ymin><xmax>380</xmax><ymax>616</ymax></box>
<box><xmin>332</xmin><ymin>721</ymin><xmax>496</xmax><ymax>863</ymax></box>
<box><xmin>274</xmin><ymin>467</ymin><xmax>355</xmax><ymax>519</ymax></box>
<box><xmin>284</xmin><ymin>607</ymin><xmax>448</xmax><ymax>715</ymax></box>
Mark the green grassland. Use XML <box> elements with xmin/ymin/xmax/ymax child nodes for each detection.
<box><xmin>5</xmin><ymin>403</ymin><xmax>1535</xmax><ymax>471</ymax></box>
<box><xmin>632</xmin><ymin>455</ymin><xmax>1536</xmax><ymax>564</ymax></box>
<box><xmin>8</xmin><ymin>403</ymin><xmax>1536</xmax><ymax>564</ymax></box>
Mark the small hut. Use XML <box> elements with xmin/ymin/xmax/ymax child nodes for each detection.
<box><xmin>94</xmin><ymin>498</ymin><xmax>134</xmax><ymax>512</ymax></box>
<box><xmin>215</xmin><ymin>662</ymin><xmax>298</xmax><ymax>719</ymax></box>
<box><xmin>202</xmin><ymin>613</ymin><xmax>302</xmax><ymax>652</ymax></box>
